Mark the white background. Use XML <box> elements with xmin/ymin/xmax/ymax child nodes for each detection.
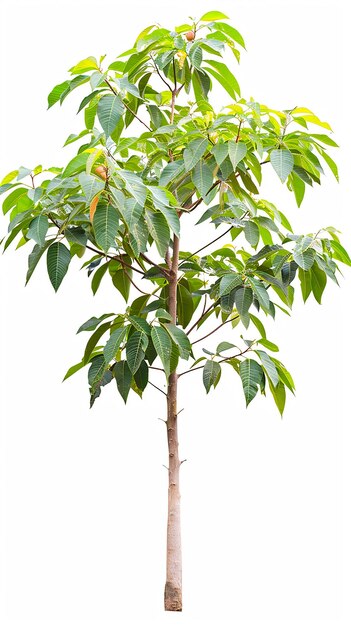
<box><xmin>0</xmin><ymin>0</ymin><xmax>350</xmax><ymax>624</ymax></box>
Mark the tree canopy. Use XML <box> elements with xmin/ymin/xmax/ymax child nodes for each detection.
<box><xmin>1</xmin><ymin>9</ymin><xmax>349</xmax><ymax>415</ymax></box>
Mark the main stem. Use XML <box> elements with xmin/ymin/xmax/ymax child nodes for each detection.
<box><xmin>164</xmin><ymin>86</ymin><xmax>182</xmax><ymax>611</ymax></box>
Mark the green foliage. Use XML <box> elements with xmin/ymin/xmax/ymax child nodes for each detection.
<box><xmin>1</xmin><ymin>11</ymin><xmax>347</xmax><ymax>415</ymax></box>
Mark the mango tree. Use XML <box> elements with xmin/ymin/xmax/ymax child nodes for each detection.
<box><xmin>1</xmin><ymin>9</ymin><xmax>348</xmax><ymax>612</ymax></box>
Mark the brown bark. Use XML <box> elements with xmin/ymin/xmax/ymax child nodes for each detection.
<box><xmin>164</xmin><ymin>234</ymin><xmax>182</xmax><ymax>611</ymax></box>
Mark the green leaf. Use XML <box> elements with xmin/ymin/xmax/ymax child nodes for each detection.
<box><xmin>70</xmin><ymin>56</ymin><xmax>99</xmax><ymax>74</ymax></box>
<box><xmin>239</xmin><ymin>359</ymin><xmax>264</xmax><ymax>406</ymax></box>
<box><xmin>93</xmin><ymin>204</ymin><xmax>119</xmax><ymax>252</ymax></box>
<box><xmin>212</xmin><ymin>22</ymin><xmax>246</xmax><ymax>49</ymax></box>
<box><xmin>103</xmin><ymin>326</ymin><xmax>128</xmax><ymax>362</ymax></box>
<box><xmin>63</xmin><ymin>359</ymin><xmax>87</xmax><ymax>382</ymax></box>
<box><xmin>128</xmin><ymin>315</ymin><xmax>151</xmax><ymax>335</ymax></box>
<box><xmin>291</xmin><ymin>172</ymin><xmax>305</xmax><ymax>207</ymax></box>
<box><xmin>83</xmin><ymin>321</ymin><xmax>111</xmax><ymax>363</ymax></box>
<box><xmin>134</xmin><ymin>360</ymin><xmax>149</xmax><ymax>392</ymax></box>
<box><xmin>77</xmin><ymin>313</ymin><xmax>115</xmax><ymax>333</ymax></box>
<box><xmin>204</xmin><ymin>60</ymin><xmax>240</xmax><ymax>97</ymax></box>
<box><xmin>46</xmin><ymin>242</ymin><xmax>71</xmax><ymax>291</ymax></box>
<box><xmin>153</xmin><ymin>202</ymin><xmax>180</xmax><ymax>238</ymax></box>
<box><xmin>25</xmin><ymin>241</ymin><xmax>51</xmax><ymax>285</ymax></box>
<box><xmin>258</xmin><ymin>338</ymin><xmax>279</xmax><ymax>352</ymax></box>
<box><xmin>2</xmin><ymin>187</ymin><xmax>27</xmax><ymax>215</ymax></box>
<box><xmin>151</xmin><ymin>326</ymin><xmax>172</xmax><ymax>378</ymax></box>
<box><xmin>162</xmin><ymin>323</ymin><xmax>192</xmax><ymax>360</ymax></box>
<box><xmin>79</xmin><ymin>172</ymin><xmax>105</xmax><ymax>202</ymax></box>
<box><xmin>219</xmin><ymin>272</ymin><xmax>242</xmax><ymax>297</ymax></box>
<box><xmin>112</xmin><ymin>268</ymin><xmax>132</xmax><ymax>302</ymax></box>
<box><xmin>126</xmin><ymin>331</ymin><xmax>148</xmax><ymax>374</ymax></box>
<box><xmin>155</xmin><ymin>308</ymin><xmax>172</xmax><ymax>322</ymax></box>
<box><xmin>212</xmin><ymin>143</ymin><xmax>228</xmax><ymax>167</ymax></box>
<box><xmin>203</xmin><ymin>360</ymin><xmax>221</xmax><ymax>393</ymax></box>
<box><xmin>269</xmin><ymin>380</ymin><xmax>286</xmax><ymax>415</ymax></box>
<box><xmin>159</xmin><ymin>160</ymin><xmax>184</xmax><ymax>187</ymax></box>
<box><xmin>330</xmin><ymin>240</ymin><xmax>351</xmax><ymax>266</ymax></box>
<box><xmin>77</xmin><ymin>90</ymin><xmax>102</xmax><ymax>113</ymax></box>
<box><xmin>235</xmin><ymin>286</ymin><xmax>253</xmax><ymax>318</ymax></box>
<box><xmin>244</xmin><ymin>221</ymin><xmax>259</xmax><ymax>246</ymax></box>
<box><xmin>247</xmin><ymin>277</ymin><xmax>270</xmax><ymax>312</ymax></box>
<box><xmin>62</xmin><ymin>152</ymin><xmax>90</xmax><ymax>178</ymax></box>
<box><xmin>88</xmin><ymin>355</ymin><xmax>106</xmax><ymax>387</ymax></box>
<box><xmin>27</xmin><ymin>215</ymin><xmax>49</xmax><ymax>246</ymax></box>
<box><xmin>117</xmin><ymin>170</ymin><xmax>147</xmax><ymax>206</ymax></box>
<box><xmin>228</xmin><ymin>141</ymin><xmax>247</xmax><ymax>170</ymax></box>
<box><xmin>145</xmin><ymin>209</ymin><xmax>170</xmax><ymax>257</ymax></box>
<box><xmin>255</xmin><ymin>350</ymin><xmax>279</xmax><ymax>386</ymax></box>
<box><xmin>192</xmin><ymin>160</ymin><xmax>213</xmax><ymax>198</ymax></box>
<box><xmin>200</xmin><ymin>11</ymin><xmax>229</xmax><ymax>20</ymax></box>
<box><xmin>270</xmin><ymin>149</ymin><xmax>294</xmax><ymax>183</ymax></box>
<box><xmin>47</xmin><ymin>80</ymin><xmax>70</xmax><ymax>108</ymax></box>
<box><xmin>293</xmin><ymin>247</ymin><xmax>315</xmax><ymax>270</ymax></box>
<box><xmin>113</xmin><ymin>360</ymin><xmax>132</xmax><ymax>403</ymax></box>
<box><xmin>183</xmin><ymin>138</ymin><xmax>209</xmax><ymax>172</ymax></box>
<box><xmin>310</xmin><ymin>261</ymin><xmax>327</xmax><ymax>304</ymax></box>
<box><xmin>97</xmin><ymin>94</ymin><xmax>124</xmax><ymax>137</ymax></box>
<box><xmin>177</xmin><ymin>284</ymin><xmax>194</xmax><ymax>328</ymax></box>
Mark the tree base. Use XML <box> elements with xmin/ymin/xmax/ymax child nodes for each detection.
<box><xmin>164</xmin><ymin>581</ymin><xmax>182</xmax><ymax>611</ymax></box>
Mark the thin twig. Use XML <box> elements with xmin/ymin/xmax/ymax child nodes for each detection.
<box><xmin>140</xmin><ymin>253</ymin><xmax>170</xmax><ymax>278</ymax></box>
<box><xmin>178</xmin><ymin>345</ymin><xmax>253</xmax><ymax>377</ymax></box>
<box><xmin>186</xmin><ymin>302</ymin><xmax>216</xmax><ymax>336</ymax></box>
<box><xmin>149</xmin><ymin>381</ymin><xmax>167</xmax><ymax>396</ymax></box>
<box><xmin>104</xmin><ymin>78</ymin><xmax>152</xmax><ymax>131</ymax></box>
<box><xmin>150</xmin><ymin>55</ymin><xmax>173</xmax><ymax>91</ymax></box>
<box><xmin>179</xmin><ymin>226</ymin><xmax>232</xmax><ymax>266</ymax></box>
<box><xmin>191</xmin><ymin>315</ymin><xmax>239</xmax><ymax>346</ymax></box>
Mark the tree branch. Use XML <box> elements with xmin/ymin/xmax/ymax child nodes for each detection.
<box><xmin>179</xmin><ymin>226</ymin><xmax>232</xmax><ymax>267</ymax></box>
<box><xmin>191</xmin><ymin>315</ymin><xmax>239</xmax><ymax>346</ymax></box>
<box><xmin>178</xmin><ymin>345</ymin><xmax>253</xmax><ymax>377</ymax></box>
<box><xmin>104</xmin><ymin>78</ymin><xmax>152</xmax><ymax>132</ymax></box>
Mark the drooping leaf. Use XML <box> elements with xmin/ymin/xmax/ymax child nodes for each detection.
<box><xmin>79</xmin><ymin>172</ymin><xmax>105</xmax><ymax>203</ymax></box>
<box><xmin>192</xmin><ymin>160</ymin><xmax>213</xmax><ymax>198</ymax></box>
<box><xmin>25</xmin><ymin>241</ymin><xmax>51</xmax><ymax>285</ymax></box>
<box><xmin>183</xmin><ymin>138</ymin><xmax>209</xmax><ymax>172</ymax></box>
<box><xmin>228</xmin><ymin>141</ymin><xmax>247</xmax><ymax>170</ymax></box>
<box><xmin>255</xmin><ymin>350</ymin><xmax>279</xmax><ymax>386</ymax></box>
<box><xmin>97</xmin><ymin>94</ymin><xmax>124</xmax><ymax>137</ymax></box>
<box><xmin>204</xmin><ymin>60</ymin><xmax>240</xmax><ymax>98</ymax></box>
<box><xmin>310</xmin><ymin>261</ymin><xmax>327</xmax><ymax>304</ymax></box>
<box><xmin>268</xmin><ymin>380</ymin><xmax>286</xmax><ymax>415</ymax></box>
<box><xmin>177</xmin><ymin>284</ymin><xmax>194</xmax><ymax>328</ymax></box>
<box><xmin>151</xmin><ymin>326</ymin><xmax>172</xmax><ymax>378</ymax></box>
<box><xmin>162</xmin><ymin>323</ymin><xmax>192</xmax><ymax>360</ymax></box>
<box><xmin>93</xmin><ymin>204</ymin><xmax>119</xmax><ymax>251</ymax></box>
<box><xmin>203</xmin><ymin>360</ymin><xmax>221</xmax><ymax>393</ymax></box>
<box><xmin>113</xmin><ymin>360</ymin><xmax>132</xmax><ymax>403</ymax></box>
<box><xmin>103</xmin><ymin>326</ymin><xmax>128</xmax><ymax>362</ymax></box>
<box><xmin>27</xmin><ymin>215</ymin><xmax>49</xmax><ymax>246</ymax></box>
<box><xmin>145</xmin><ymin>209</ymin><xmax>170</xmax><ymax>257</ymax></box>
<box><xmin>134</xmin><ymin>360</ymin><xmax>149</xmax><ymax>392</ymax></box>
<box><xmin>126</xmin><ymin>331</ymin><xmax>148</xmax><ymax>374</ymax></box>
<box><xmin>270</xmin><ymin>149</ymin><xmax>294</xmax><ymax>183</ymax></box>
<box><xmin>239</xmin><ymin>359</ymin><xmax>264</xmax><ymax>406</ymax></box>
<box><xmin>46</xmin><ymin>242</ymin><xmax>71</xmax><ymax>291</ymax></box>
<box><xmin>244</xmin><ymin>221</ymin><xmax>259</xmax><ymax>246</ymax></box>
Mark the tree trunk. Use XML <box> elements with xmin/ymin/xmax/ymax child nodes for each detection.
<box><xmin>164</xmin><ymin>370</ymin><xmax>182</xmax><ymax>610</ymax></box>
<box><xmin>164</xmin><ymin>234</ymin><xmax>182</xmax><ymax>611</ymax></box>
